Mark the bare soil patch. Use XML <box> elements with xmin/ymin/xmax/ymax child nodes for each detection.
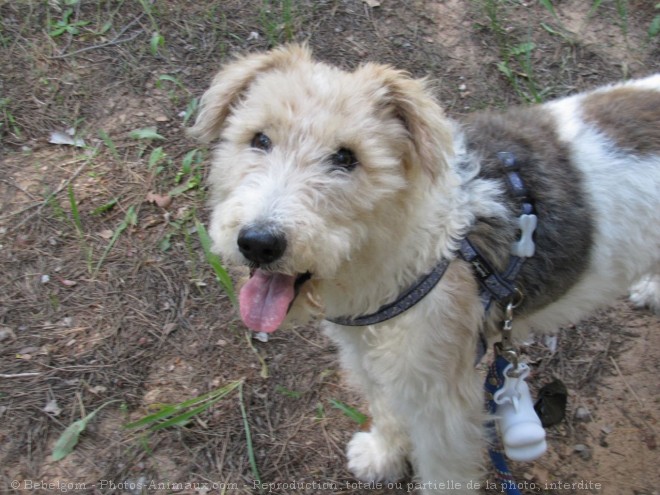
<box><xmin>1</xmin><ymin>1</ymin><xmax>658</xmax><ymax>494</ymax></box>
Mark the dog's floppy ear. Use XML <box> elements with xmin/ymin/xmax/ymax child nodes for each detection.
<box><xmin>189</xmin><ymin>44</ymin><xmax>312</xmax><ymax>143</ymax></box>
<box><xmin>357</xmin><ymin>64</ymin><xmax>454</xmax><ymax>181</ymax></box>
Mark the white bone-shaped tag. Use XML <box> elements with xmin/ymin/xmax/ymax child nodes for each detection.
<box><xmin>511</xmin><ymin>214</ymin><xmax>537</xmax><ymax>258</ymax></box>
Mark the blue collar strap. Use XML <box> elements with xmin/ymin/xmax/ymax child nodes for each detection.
<box><xmin>327</xmin><ymin>258</ymin><xmax>451</xmax><ymax>326</ymax></box>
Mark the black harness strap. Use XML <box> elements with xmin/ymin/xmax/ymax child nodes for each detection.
<box><xmin>459</xmin><ymin>152</ymin><xmax>535</xmax><ymax>311</ymax></box>
<box><xmin>458</xmin><ymin>238</ymin><xmax>523</xmax><ymax>311</ymax></box>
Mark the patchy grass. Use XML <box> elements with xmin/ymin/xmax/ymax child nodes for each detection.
<box><xmin>1</xmin><ymin>1</ymin><xmax>658</xmax><ymax>494</ymax></box>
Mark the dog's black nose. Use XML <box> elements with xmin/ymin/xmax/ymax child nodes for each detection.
<box><xmin>237</xmin><ymin>225</ymin><xmax>287</xmax><ymax>265</ymax></box>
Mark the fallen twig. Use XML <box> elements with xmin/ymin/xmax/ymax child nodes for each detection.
<box><xmin>0</xmin><ymin>372</ymin><xmax>41</xmax><ymax>378</ymax></box>
<box><xmin>3</xmin><ymin>156</ymin><xmax>91</xmax><ymax>234</ymax></box>
<box><xmin>49</xmin><ymin>14</ymin><xmax>145</xmax><ymax>60</ymax></box>
<box><xmin>609</xmin><ymin>356</ymin><xmax>644</xmax><ymax>408</ymax></box>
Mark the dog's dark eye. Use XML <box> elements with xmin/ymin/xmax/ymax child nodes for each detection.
<box><xmin>251</xmin><ymin>132</ymin><xmax>272</xmax><ymax>152</ymax></box>
<box><xmin>330</xmin><ymin>148</ymin><xmax>358</xmax><ymax>171</ymax></box>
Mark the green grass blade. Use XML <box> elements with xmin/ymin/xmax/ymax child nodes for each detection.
<box><xmin>141</xmin><ymin>382</ymin><xmax>245</xmax><ymax>431</ymax></box>
<box><xmin>650</xmin><ymin>14</ymin><xmax>660</xmax><ymax>37</ymax></box>
<box><xmin>168</xmin><ymin>175</ymin><xmax>200</xmax><ymax>197</ymax></box>
<box><xmin>195</xmin><ymin>218</ymin><xmax>237</xmax><ymax>306</ymax></box>
<box><xmin>315</xmin><ymin>402</ymin><xmax>325</xmax><ymax>420</ymax></box>
<box><xmin>124</xmin><ymin>380</ymin><xmax>243</xmax><ymax>430</ymax></box>
<box><xmin>510</xmin><ymin>41</ymin><xmax>535</xmax><ymax>57</ymax></box>
<box><xmin>182</xmin><ymin>97</ymin><xmax>199</xmax><ymax>125</ymax></box>
<box><xmin>148</xmin><ymin>401</ymin><xmax>216</xmax><ymax>430</ymax></box>
<box><xmin>539</xmin><ymin>0</ymin><xmax>557</xmax><ymax>18</ymax></box>
<box><xmin>150</xmin><ymin>31</ymin><xmax>164</xmax><ymax>56</ymax></box>
<box><xmin>123</xmin><ymin>405</ymin><xmax>177</xmax><ymax>430</ymax></box>
<box><xmin>180</xmin><ymin>148</ymin><xmax>200</xmax><ymax>175</ymax></box>
<box><xmin>94</xmin><ymin>205</ymin><xmax>136</xmax><ymax>275</ymax></box>
<box><xmin>67</xmin><ymin>184</ymin><xmax>84</xmax><ymax>236</ymax></box>
<box><xmin>91</xmin><ymin>198</ymin><xmax>118</xmax><ymax>216</ymax></box>
<box><xmin>148</xmin><ymin>146</ymin><xmax>166</xmax><ymax>169</ymax></box>
<box><xmin>239</xmin><ymin>383</ymin><xmax>262</xmax><ymax>491</ymax></box>
<box><xmin>99</xmin><ymin>129</ymin><xmax>119</xmax><ymax>160</ymax></box>
<box><xmin>329</xmin><ymin>399</ymin><xmax>368</xmax><ymax>426</ymax></box>
<box><xmin>129</xmin><ymin>127</ymin><xmax>164</xmax><ymax>140</ymax></box>
<box><xmin>157</xmin><ymin>74</ymin><xmax>188</xmax><ymax>92</ymax></box>
<box><xmin>275</xmin><ymin>385</ymin><xmax>302</xmax><ymax>399</ymax></box>
<box><xmin>496</xmin><ymin>61</ymin><xmax>513</xmax><ymax>79</ymax></box>
<box><xmin>166</xmin><ymin>379</ymin><xmax>242</xmax><ymax>410</ymax></box>
<box><xmin>588</xmin><ymin>0</ymin><xmax>604</xmax><ymax>17</ymax></box>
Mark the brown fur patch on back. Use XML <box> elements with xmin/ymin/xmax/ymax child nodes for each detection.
<box><xmin>464</xmin><ymin>107</ymin><xmax>594</xmax><ymax>315</ymax></box>
<box><xmin>582</xmin><ymin>88</ymin><xmax>660</xmax><ymax>155</ymax></box>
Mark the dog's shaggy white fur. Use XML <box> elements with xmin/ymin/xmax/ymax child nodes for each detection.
<box><xmin>191</xmin><ymin>45</ymin><xmax>660</xmax><ymax>492</ymax></box>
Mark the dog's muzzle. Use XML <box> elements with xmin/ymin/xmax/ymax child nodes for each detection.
<box><xmin>235</xmin><ymin>223</ymin><xmax>311</xmax><ymax>334</ymax></box>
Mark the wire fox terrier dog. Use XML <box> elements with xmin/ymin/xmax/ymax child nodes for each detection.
<box><xmin>190</xmin><ymin>45</ymin><xmax>660</xmax><ymax>491</ymax></box>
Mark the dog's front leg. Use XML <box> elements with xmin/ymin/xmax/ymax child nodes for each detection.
<box><xmin>345</xmin><ymin>398</ymin><xmax>412</xmax><ymax>483</ymax></box>
<box><xmin>361</xmin><ymin>311</ymin><xmax>485</xmax><ymax>492</ymax></box>
<box><xmin>405</xmin><ymin>370</ymin><xmax>485</xmax><ymax>494</ymax></box>
<box><xmin>324</xmin><ymin>324</ymin><xmax>411</xmax><ymax>482</ymax></box>
<box><xmin>386</xmin><ymin>318</ymin><xmax>485</xmax><ymax>494</ymax></box>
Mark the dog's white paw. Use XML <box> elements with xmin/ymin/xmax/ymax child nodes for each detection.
<box><xmin>629</xmin><ymin>275</ymin><xmax>660</xmax><ymax>314</ymax></box>
<box><xmin>346</xmin><ymin>430</ymin><xmax>407</xmax><ymax>482</ymax></box>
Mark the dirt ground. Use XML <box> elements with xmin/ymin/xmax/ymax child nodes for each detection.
<box><xmin>1</xmin><ymin>1</ymin><xmax>659</xmax><ymax>494</ymax></box>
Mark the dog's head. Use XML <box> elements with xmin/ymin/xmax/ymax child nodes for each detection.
<box><xmin>190</xmin><ymin>44</ymin><xmax>455</xmax><ymax>332</ymax></box>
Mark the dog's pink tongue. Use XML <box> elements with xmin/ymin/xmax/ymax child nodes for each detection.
<box><xmin>239</xmin><ymin>270</ymin><xmax>296</xmax><ymax>333</ymax></box>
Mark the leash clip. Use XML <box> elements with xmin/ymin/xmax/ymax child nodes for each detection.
<box><xmin>496</xmin><ymin>292</ymin><xmax>523</xmax><ymax>374</ymax></box>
